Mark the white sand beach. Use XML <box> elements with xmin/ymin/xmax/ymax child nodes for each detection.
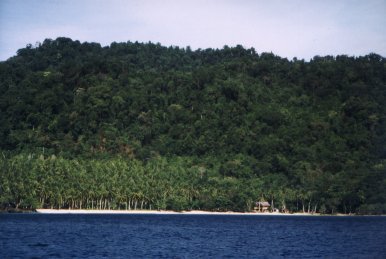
<box><xmin>36</xmin><ymin>209</ymin><xmax>321</xmax><ymax>216</ymax></box>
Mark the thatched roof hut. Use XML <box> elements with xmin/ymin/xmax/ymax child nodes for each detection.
<box><xmin>254</xmin><ymin>201</ymin><xmax>271</xmax><ymax>212</ymax></box>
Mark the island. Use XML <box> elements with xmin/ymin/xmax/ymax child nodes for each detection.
<box><xmin>1</xmin><ymin>38</ymin><xmax>385</xmax><ymax>215</ymax></box>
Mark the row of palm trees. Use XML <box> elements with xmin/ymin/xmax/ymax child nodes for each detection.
<box><xmin>0</xmin><ymin>153</ymin><xmax>356</xmax><ymax>213</ymax></box>
<box><xmin>1</xmin><ymin>154</ymin><xmax>213</xmax><ymax>211</ymax></box>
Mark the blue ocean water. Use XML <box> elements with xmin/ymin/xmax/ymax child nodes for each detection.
<box><xmin>1</xmin><ymin>214</ymin><xmax>385</xmax><ymax>258</ymax></box>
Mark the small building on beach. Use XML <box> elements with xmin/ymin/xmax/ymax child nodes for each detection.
<box><xmin>254</xmin><ymin>201</ymin><xmax>271</xmax><ymax>212</ymax></box>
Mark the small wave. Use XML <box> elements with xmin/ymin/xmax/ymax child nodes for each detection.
<box><xmin>29</xmin><ymin>243</ymin><xmax>49</xmax><ymax>247</ymax></box>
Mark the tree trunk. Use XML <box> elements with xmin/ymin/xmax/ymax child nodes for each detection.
<box><xmin>281</xmin><ymin>199</ymin><xmax>286</xmax><ymax>212</ymax></box>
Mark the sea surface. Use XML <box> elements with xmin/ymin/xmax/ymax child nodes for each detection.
<box><xmin>1</xmin><ymin>214</ymin><xmax>385</xmax><ymax>258</ymax></box>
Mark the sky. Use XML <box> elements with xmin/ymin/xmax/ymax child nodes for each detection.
<box><xmin>0</xmin><ymin>0</ymin><xmax>385</xmax><ymax>61</ymax></box>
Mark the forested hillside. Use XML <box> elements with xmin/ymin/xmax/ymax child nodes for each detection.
<box><xmin>1</xmin><ymin>37</ymin><xmax>385</xmax><ymax>214</ymax></box>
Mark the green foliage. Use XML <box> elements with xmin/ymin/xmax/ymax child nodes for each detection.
<box><xmin>0</xmin><ymin>38</ymin><xmax>385</xmax><ymax>213</ymax></box>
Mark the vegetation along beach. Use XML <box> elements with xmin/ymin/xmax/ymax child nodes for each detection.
<box><xmin>1</xmin><ymin>38</ymin><xmax>385</xmax><ymax>215</ymax></box>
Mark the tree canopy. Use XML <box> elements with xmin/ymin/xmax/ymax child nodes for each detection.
<box><xmin>0</xmin><ymin>37</ymin><xmax>385</xmax><ymax>214</ymax></box>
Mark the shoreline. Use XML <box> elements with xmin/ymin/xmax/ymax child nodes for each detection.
<box><xmin>35</xmin><ymin>209</ymin><xmax>367</xmax><ymax>216</ymax></box>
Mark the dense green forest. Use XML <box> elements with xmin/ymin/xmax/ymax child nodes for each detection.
<box><xmin>1</xmin><ymin>37</ymin><xmax>385</xmax><ymax>214</ymax></box>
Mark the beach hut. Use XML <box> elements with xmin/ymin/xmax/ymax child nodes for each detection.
<box><xmin>254</xmin><ymin>201</ymin><xmax>271</xmax><ymax>212</ymax></box>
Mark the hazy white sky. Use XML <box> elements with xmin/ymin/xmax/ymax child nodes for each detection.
<box><xmin>0</xmin><ymin>0</ymin><xmax>385</xmax><ymax>61</ymax></box>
